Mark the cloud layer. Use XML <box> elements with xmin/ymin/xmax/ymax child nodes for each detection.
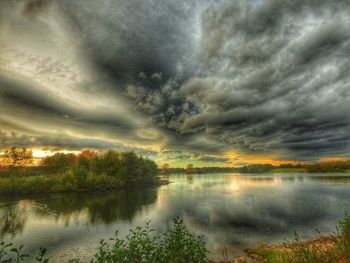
<box><xmin>1</xmin><ymin>0</ymin><xmax>350</xmax><ymax>163</ymax></box>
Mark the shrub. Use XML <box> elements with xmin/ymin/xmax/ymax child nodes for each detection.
<box><xmin>70</xmin><ymin>217</ymin><xmax>208</xmax><ymax>263</ymax></box>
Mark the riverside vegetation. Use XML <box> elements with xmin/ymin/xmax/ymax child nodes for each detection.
<box><xmin>247</xmin><ymin>213</ymin><xmax>350</xmax><ymax>263</ymax></box>
<box><xmin>0</xmin><ymin>218</ymin><xmax>208</xmax><ymax>263</ymax></box>
<box><xmin>0</xmin><ymin>150</ymin><xmax>160</xmax><ymax>195</ymax></box>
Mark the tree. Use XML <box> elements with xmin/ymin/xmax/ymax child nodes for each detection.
<box><xmin>41</xmin><ymin>153</ymin><xmax>77</xmax><ymax>173</ymax></box>
<box><xmin>186</xmin><ymin>164</ymin><xmax>195</xmax><ymax>174</ymax></box>
<box><xmin>1</xmin><ymin>146</ymin><xmax>33</xmax><ymax>167</ymax></box>
<box><xmin>161</xmin><ymin>163</ymin><xmax>170</xmax><ymax>175</ymax></box>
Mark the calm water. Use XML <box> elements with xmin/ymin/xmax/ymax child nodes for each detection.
<box><xmin>1</xmin><ymin>173</ymin><xmax>350</xmax><ymax>261</ymax></box>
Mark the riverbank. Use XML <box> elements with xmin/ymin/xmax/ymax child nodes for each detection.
<box><xmin>0</xmin><ymin>173</ymin><xmax>169</xmax><ymax>196</ymax></box>
<box><xmin>220</xmin><ymin>235</ymin><xmax>348</xmax><ymax>263</ymax></box>
<box><xmin>244</xmin><ymin>235</ymin><xmax>337</xmax><ymax>262</ymax></box>
<box><xmin>230</xmin><ymin>213</ymin><xmax>350</xmax><ymax>263</ymax></box>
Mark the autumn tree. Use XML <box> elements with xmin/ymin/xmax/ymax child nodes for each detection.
<box><xmin>186</xmin><ymin>164</ymin><xmax>195</xmax><ymax>174</ymax></box>
<box><xmin>0</xmin><ymin>146</ymin><xmax>33</xmax><ymax>167</ymax></box>
<box><xmin>161</xmin><ymin>163</ymin><xmax>170</xmax><ymax>175</ymax></box>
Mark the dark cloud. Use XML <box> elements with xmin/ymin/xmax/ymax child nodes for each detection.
<box><xmin>0</xmin><ymin>130</ymin><xmax>157</xmax><ymax>155</ymax></box>
<box><xmin>197</xmin><ymin>155</ymin><xmax>229</xmax><ymax>163</ymax></box>
<box><xmin>1</xmin><ymin>0</ymin><xmax>350</xmax><ymax>161</ymax></box>
<box><xmin>61</xmin><ymin>0</ymin><xmax>199</xmax><ymax>87</ymax></box>
<box><xmin>21</xmin><ymin>0</ymin><xmax>52</xmax><ymax>16</ymax></box>
<box><xmin>171</xmin><ymin>0</ymin><xmax>350</xmax><ymax>160</ymax></box>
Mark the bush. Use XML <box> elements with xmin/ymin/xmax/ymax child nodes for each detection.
<box><xmin>70</xmin><ymin>217</ymin><xmax>208</xmax><ymax>263</ymax></box>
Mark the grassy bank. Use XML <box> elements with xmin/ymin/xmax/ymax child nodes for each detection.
<box><xmin>0</xmin><ymin>150</ymin><xmax>161</xmax><ymax>195</ymax></box>
<box><xmin>247</xmin><ymin>213</ymin><xmax>350</xmax><ymax>262</ymax></box>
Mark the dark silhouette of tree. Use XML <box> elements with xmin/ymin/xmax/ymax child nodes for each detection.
<box><xmin>0</xmin><ymin>204</ymin><xmax>27</xmax><ymax>238</ymax></box>
<box><xmin>1</xmin><ymin>146</ymin><xmax>33</xmax><ymax>167</ymax></box>
<box><xmin>186</xmin><ymin>164</ymin><xmax>195</xmax><ymax>174</ymax></box>
<box><xmin>161</xmin><ymin>163</ymin><xmax>170</xmax><ymax>175</ymax></box>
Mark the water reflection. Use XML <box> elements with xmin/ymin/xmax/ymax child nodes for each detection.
<box><xmin>32</xmin><ymin>189</ymin><xmax>157</xmax><ymax>225</ymax></box>
<box><xmin>158</xmin><ymin>174</ymin><xmax>350</xmax><ymax>249</ymax></box>
<box><xmin>0</xmin><ymin>204</ymin><xmax>27</xmax><ymax>238</ymax></box>
<box><xmin>1</xmin><ymin>173</ymin><xmax>350</xmax><ymax>261</ymax></box>
<box><xmin>0</xmin><ymin>188</ymin><xmax>158</xmax><ymax>238</ymax></box>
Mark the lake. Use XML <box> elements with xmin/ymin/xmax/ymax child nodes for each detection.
<box><xmin>1</xmin><ymin>173</ymin><xmax>350</xmax><ymax>261</ymax></box>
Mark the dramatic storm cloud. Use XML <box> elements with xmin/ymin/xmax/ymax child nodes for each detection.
<box><xmin>1</xmin><ymin>0</ymin><xmax>350</xmax><ymax>164</ymax></box>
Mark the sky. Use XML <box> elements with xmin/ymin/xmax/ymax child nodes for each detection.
<box><xmin>1</xmin><ymin>0</ymin><xmax>350</xmax><ymax>167</ymax></box>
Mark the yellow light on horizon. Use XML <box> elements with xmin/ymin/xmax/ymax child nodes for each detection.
<box><xmin>32</xmin><ymin>149</ymin><xmax>81</xmax><ymax>158</ymax></box>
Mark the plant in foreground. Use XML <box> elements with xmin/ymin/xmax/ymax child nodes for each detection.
<box><xmin>252</xmin><ymin>213</ymin><xmax>350</xmax><ymax>263</ymax></box>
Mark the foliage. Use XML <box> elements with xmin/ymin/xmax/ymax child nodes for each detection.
<box><xmin>268</xmin><ymin>168</ymin><xmax>306</xmax><ymax>173</ymax></box>
<box><xmin>0</xmin><ymin>241</ymin><xmax>48</xmax><ymax>263</ymax></box>
<box><xmin>305</xmin><ymin>161</ymin><xmax>350</xmax><ymax>173</ymax></box>
<box><xmin>239</xmin><ymin>161</ymin><xmax>350</xmax><ymax>174</ymax></box>
<box><xmin>0</xmin><ymin>218</ymin><xmax>208</xmax><ymax>263</ymax></box>
<box><xmin>252</xmin><ymin>213</ymin><xmax>350</xmax><ymax>263</ymax></box>
<box><xmin>186</xmin><ymin>164</ymin><xmax>195</xmax><ymax>174</ymax></box>
<box><xmin>0</xmin><ymin>150</ymin><xmax>159</xmax><ymax>195</ymax></box>
<box><xmin>239</xmin><ymin>164</ymin><xmax>274</xmax><ymax>173</ymax></box>
<box><xmin>72</xmin><ymin>218</ymin><xmax>207</xmax><ymax>263</ymax></box>
<box><xmin>0</xmin><ymin>147</ymin><xmax>33</xmax><ymax>167</ymax></box>
<box><xmin>161</xmin><ymin>167</ymin><xmax>238</xmax><ymax>174</ymax></box>
<box><xmin>161</xmin><ymin>163</ymin><xmax>170</xmax><ymax>175</ymax></box>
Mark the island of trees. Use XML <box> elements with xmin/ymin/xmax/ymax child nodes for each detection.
<box><xmin>0</xmin><ymin>148</ymin><xmax>160</xmax><ymax>195</ymax></box>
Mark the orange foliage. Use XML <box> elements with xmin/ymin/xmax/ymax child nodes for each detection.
<box><xmin>0</xmin><ymin>146</ymin><xmax>33</xmax><ymax>167</ymax></box>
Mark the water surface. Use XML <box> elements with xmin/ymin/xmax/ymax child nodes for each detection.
<box><xmin>1</xmin><ymin>173</ymin><xmax>350</xmax><ymax>261</ymax></box>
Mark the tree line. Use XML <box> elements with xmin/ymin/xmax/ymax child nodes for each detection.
<box><xmin>239</xmin><ymin>161</ymin><xmax>350</xmax><ymax>173</ymax></box>
<box><xmin>0</xmin><ymin>149</ymin><xmax>160</xmax><ymax>195</ymax></box>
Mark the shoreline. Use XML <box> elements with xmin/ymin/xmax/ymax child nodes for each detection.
<box><xmin>224</xmin><ymin>232</ymin><xmax>345</xmax><ymax>263</ymax></box>
<box><xmin>0</xmin><ymin>176</ymin><xmax>170</xmax><ymax>197</ymax></box>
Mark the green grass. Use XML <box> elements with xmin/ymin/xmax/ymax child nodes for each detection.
<box><xmin>268</xmin><ymin>167</ymin><xmax>307</xmax><ymax>173</ymax></box>
<box><xmin>253</xmin><ymin>248</ymin><xmax>288</xmax><ymax>262</ymax></box>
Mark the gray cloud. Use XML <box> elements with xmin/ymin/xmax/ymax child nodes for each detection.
<box><xmin>0</xmin><ymin>130</ymin><xmax>157</xmax><ymax>155</ymax></box>
<box><xmin>172</xmin><ymin>0</ymin><xmax>350</xmax><ymax>160</ymax></box>
<box><xmin>197</xmin><ymin>155</ymin><xmax>229</xmax><ymax>163</ymax></box>
<box><xmin>1</xmin><ymin>0</ymin><xmax>350</xmax><ymax>161</ymax></box>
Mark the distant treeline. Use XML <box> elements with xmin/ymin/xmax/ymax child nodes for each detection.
<box><xmin>160</xmin><ymin>161</ymin><xmax>350</xmax><ymax>175</ymax></box>
<box><xmin>0</xmin><ymin>150</ymin><xmax>160</xmax><ymax>195</ymax></box>
<box><xmin>239</xmin><ymin>164</ymin><xmax>275</xmax><ymax>173</ymax></box>
<box><xmin>239</xmin><ymin>161</ymin><xmax>350</xmax><ymax>173</ymax></box>
<box><xmin>304</xmin><ymin>160</ymin><xmax>350</xmax><ymax>173</ymax></box>
<box><xmin>161</xmin><ymin>167</ymin><xmax>239</xmax><ymax>175</ymax></box>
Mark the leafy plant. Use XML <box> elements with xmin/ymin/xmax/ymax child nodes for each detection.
<box><xmin>0</xmin><ymin>218</ymin><xmax>208</xmax><ymax>263</ymax></box>
<box><xmin>71</xmin><ymin>218</ymin><xmax>208</xmax><ymax>263</ymax></box>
